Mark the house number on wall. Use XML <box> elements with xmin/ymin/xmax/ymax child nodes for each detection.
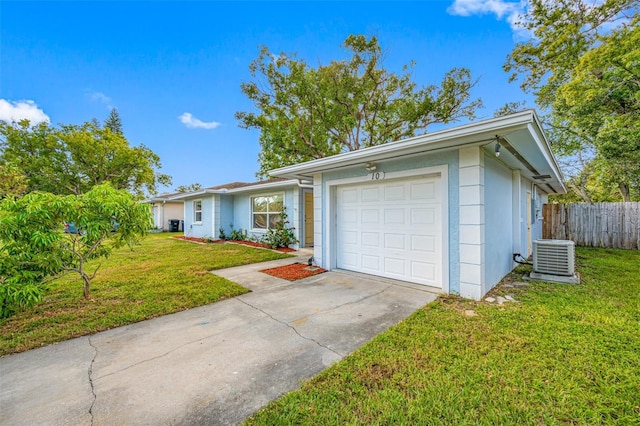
<box><xmin>370</xmin><ymin>171</ymin><xmax>385</xmax><ymax>180</ymax></box>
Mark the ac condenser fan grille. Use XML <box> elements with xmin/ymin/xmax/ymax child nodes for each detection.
<box><xmin>533</xmin><ymin>240</ymin><xmax>575</xmax><ymax>277</ymax></box>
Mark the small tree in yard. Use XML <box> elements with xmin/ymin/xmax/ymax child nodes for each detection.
<box><xmin>0</xmin><ymin>183</ymin><xmax>152</xmax><ymax>317</ymax></box>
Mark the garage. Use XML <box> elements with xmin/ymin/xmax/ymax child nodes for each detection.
<box><xmin>336</xmin><ymin>175</ymin><xmax>443</xmax><ymax>287</ymax></box>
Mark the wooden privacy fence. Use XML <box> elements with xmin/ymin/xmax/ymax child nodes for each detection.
<box><xmin>543</xmin><ymin>202</ymin><xmax>640</xmax><ymax>249</ymax></box>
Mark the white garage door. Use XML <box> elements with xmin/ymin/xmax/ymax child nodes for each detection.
<box><xmin>336</xmin><ymin>175</ymin><xmax>442</xmax><ymax>287</ymax></box>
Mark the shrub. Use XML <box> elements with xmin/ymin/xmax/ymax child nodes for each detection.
<box><xmin>264</xmin><ymin>208</ymin><xmax>298</xmax><ymax>249</ymax></box>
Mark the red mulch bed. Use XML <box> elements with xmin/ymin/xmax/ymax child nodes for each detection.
<box><xmin>260</xmin><ymin>263</ymin><xmax>327</xmax><ymax>281</ymax></box>
<box><xmin>228</xmin><ymin>240</ymin><xmax>296</xmax><ymax>253</ymax></box>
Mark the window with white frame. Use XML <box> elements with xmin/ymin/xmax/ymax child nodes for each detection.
<box><xmin>193</xmin><ymin>199</ymin><xmax>202</xmax><ymax>223</ymax></box>
<box><xmin>252</xmin><ymin>194</ymin><xmax>283</xmax><ymax>230</ymax></box>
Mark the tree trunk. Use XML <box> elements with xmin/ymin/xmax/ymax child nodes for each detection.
<box><xmin>569</xmin><ymin>182</ymin><xmax>592</xmax><ymax>204</ymax></box>
<box><xmin>619</xmin><ymin>182</ymin><xmax>631</xmax><ymax>202</ymax></box>
<box><xmin>81</xmin><ymin>272</ymin><xmax>91</xmax><ymax>299</ymax></box>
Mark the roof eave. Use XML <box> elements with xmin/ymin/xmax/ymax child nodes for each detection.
<box><xmin>224</xmin><ymin>179</ymin><xmax>304</xmax><ymax>194</ymax></box>
<box><xmin>167</xmin><ymin>189</ymin><xmax>225</xmax><ymax>200</ymax></box>
<box><xmin>270</xmin><ymin>111</ymin><xmax>537</xmax><ymax>179</ymax></box>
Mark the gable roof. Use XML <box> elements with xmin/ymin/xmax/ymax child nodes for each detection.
<box><xmin>144</xmin><ymin>192</ymin><xmax>184</xmax><ymax>203</ymax></box>
<box><xmin>269</xmin><ymin>110</ymin><xmax>566</xmax><ymax>194</ymax></box>
<box><xmin>167</xmin><ymin>178</ymin><xmax>303</xmax><ymax>200</ymax></box>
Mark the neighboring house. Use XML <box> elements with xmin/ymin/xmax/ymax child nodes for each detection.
<box><xmin>145</xmin><ymin>194</ymin><xmax>185</xmax><ymax>231</ymax></box>
<box><xmin>169</xmin><ymin>178</ymin><xmax>314</xmax><ymax>248</ymax></box>
<box><xmin>270</xmin><ymin>110</ymin><xmax>565</xmax><ymax>300</ymax></box>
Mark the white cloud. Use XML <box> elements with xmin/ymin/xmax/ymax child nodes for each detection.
<box><xmin>178</xmin><ymin>112</ymin><xmax>221</xmax><ymax>130</ymax></box>
<box><xmin>447</xmin><ymin>0</ymin><xmax>525</xmax><ymax>31</ymax></box>
<box><xmin>85</xmin><ymin>90</ymin><xmax>113</xmax><ymax>109</ymax></box>
<box><xmin>91</xmin><ymin>91</ymin><xmax>111</xmax><ymax>104</ymax></box>
<box><xmin>0</xmin><ymin>99</ymin><xmax>50</xmax><ymax>124</ymax></box>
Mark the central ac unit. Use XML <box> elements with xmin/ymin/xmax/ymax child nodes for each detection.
<box><xmin>530</xmin><ymin>240</ymin><xmax>579</xmax><ymax>284</ymax></box>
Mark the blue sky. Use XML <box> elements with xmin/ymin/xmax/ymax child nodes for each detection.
<box><xmin>1</xmin><ymin>0</ymin><xmax>532</xmax><ymax>193</ymax></box>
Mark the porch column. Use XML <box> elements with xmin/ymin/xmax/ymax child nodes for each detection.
<box><xmin>459</xmin><ymin>147</ymin><xmax>485</xmax><ymax>300</ymax></box>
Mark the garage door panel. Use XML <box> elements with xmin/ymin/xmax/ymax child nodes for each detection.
<box><xmin>361</xmin><ymin>209</ymin><xmax>379</xmax><ymax>224</ymax></box>
<box><xmin>384</xmin><ymin>209</ymin><xmax>405</xmax><ymax>224</ymax></box>
<box><xmin>341</xmin><ymin>252</ymin><xmax>359</xmax><ymax>268</ymax></box>
<box><xmin>362</xmin><ymin>255</ymin><xmax>381</xmax><ymax>272</ymax></box>
<box><xmin>411</xmin><ymin>208</ymin><xmax>436</xmax><ymax>225</ymax></box>
<box><xmin>342</xmin><ymin>230</ymin><xmax>358</xmax><ymax>245</ymax></box>
<box><xmin>384</xmin><ymin>257</ymin><xmax>405</xmax><ymax>275</ymax></box>
<box><xmin>361</xmin><ymin>187</ymin><xmax>380</xmax><ymax>202</ymax></box>
<box><xmin>343</xmin><ymin>208</ymin><xmax>358</xmax><ymax>223</ymax></box>
<box><xmin>384</xmin><ymin>185</ymin><xmax>405</xmax><ymax>201</ymax></box>
<box><xmin>361</xmin><ymin>232</ymin><xmax>380</xmax><ymax>247</ymax></box>
<box><xmin>411</xmin><ymin>182</ymin><xmax>436</xmax><ymax>200</ymax></box>
<box><xmin>342</xmin><ymin>189</ymin><xmax>358</xmax><ymax>203</ymax></box>
<box><xmin>411</xmin><ymin>262</ymin><xmax>436</xmax><ymax>282</ymax></box>
<box><xmin>411</xmin><ymin>235</ymin><xmax>435</xmax><ymax>252</ymax></box>
<box><xmin>384</xmin><ymin>233</ymin><xmax>405</xmax><ymax>250</ymax></box>
<box><xmin>336</xmin><ymin>175</ymin><xmax>442</xmax><ymax>288</ymax></box>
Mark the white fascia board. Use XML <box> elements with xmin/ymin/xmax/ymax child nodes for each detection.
<box><xmin>528</xmin><ymin>113</ymin><xmax>567</xmax><ymax>193</ymax></box>
<box><xmin>270</xmin><ymin>111</ymin><xmax>536</xmax><ymax>179</ymax></box>
<box><xmin>526</xmin><ymin>123</ymin><xmax>567</xmax><ymax>193</ymax></box>
<box><xmin>167</xmin><ymin>189</ymin><xmax>225</xmax><ymax>201</ymax></box>
<box><xmin>224</xmin><ymin>179</ymin><xmax>302</xmax><ymax>194</ymax></box>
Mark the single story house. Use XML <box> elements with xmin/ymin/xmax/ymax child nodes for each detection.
<box><xmin>269</xmin><ymin>110</ymin><xmax>565</xmax><ymax>300</ymax></box>
<box><xmin>145</xmin><ymin>194</ymin><xmax>185</xmax><ymax>231</ymax></box>
<box><xmin>169</xmin><ymin>178</ymin><xmax>314</xmax><ymax>248</ymax></box>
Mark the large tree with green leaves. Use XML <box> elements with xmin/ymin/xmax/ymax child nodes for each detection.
<box><xmin>505</xmin><ymin>0</ymin><xmax>639</xmax><ymax>201</ymax></box>
<box><xmin>175</xmin><ymin>183</ymin><xmax>202</xmax><ymax>193</ymax></box>
<box><xmin>0</xmin><ymin>183</ymin><xmax>152</xmax><ymax>317</ymax></box>
<box><xmin>0</xmin><ymin>119</ymin><xmax>171</xmax><ymax>196</ymax></box>
<box><xmin>237</xmin><ymin>35</ymin><xmax>483</xmax><ymax>177</ymax></box>
<box><xmin>0</xmin><ymin>165</ymin><xmax>28</xmax><ymax>199</ymax></box>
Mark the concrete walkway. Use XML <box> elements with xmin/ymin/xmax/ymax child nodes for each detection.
<box><xmin>0</xmin><ymin>252</ymin><xmax>440</xmax><ymax>425</ymax></box>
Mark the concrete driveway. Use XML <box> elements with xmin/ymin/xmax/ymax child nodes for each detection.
<box><xmin>0</xmin><ymin>256</ymin><xmax>439</xmax><ymax>425</ymax></box>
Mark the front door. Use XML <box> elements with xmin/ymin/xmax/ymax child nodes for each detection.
<box><xmin>527</xmin><ymin>190</ymin><xmax>532</xmax><ymax>256</ymax></box>
<box><xmin>304</xmin><ymin>191</ymin><xmax>314</xmax><ymax>246</ymax></box>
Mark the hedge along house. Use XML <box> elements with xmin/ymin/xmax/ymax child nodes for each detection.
<box><xmin>270</xmin><ymin>110</ymin><xmax>566</xmax><ymax>300</ymax></box>
<box><xmin>169</xmin><ymin>178</ymin><xmax>314</xmax><ymax>248</ymax></box>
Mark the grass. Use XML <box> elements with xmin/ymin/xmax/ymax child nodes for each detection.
<box><xmin>0</xmin><ymin>233</ymin><xmax>290</xmax><ymax>356</ymax></box>
<box><xmin>245</xmin><ymin>247</ymin><xmax>640</xmax><ymax>425</ymax></box>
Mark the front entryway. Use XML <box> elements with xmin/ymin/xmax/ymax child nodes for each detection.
<box><xmin>304</xmin><ymin>191</ymin><xmax>314</xmax><ymax>247</ymax></box>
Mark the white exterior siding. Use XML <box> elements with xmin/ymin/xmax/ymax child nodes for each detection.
<box><xmin>184</xmin><ymin>195</ymin><xmax>216</xmax><ymax>239</ymax></box>
<box><xmin>484</xmin><ymin>153</ymin><xmax>515</xmax><ymax>294</ymax></box>
<box><xmin>231</xmin><ymin>188</ymin><xmax>296</xmax><ymax>243</ymax></box>
<box><xmin>458</xmin><ymin>147</ymin><xmax>485</xmax><ymax>300</ymax></box>
<box><xmin>218</xmin><ymin>194</ymin><xmax>234</xmax><ymax>238</ymax></box>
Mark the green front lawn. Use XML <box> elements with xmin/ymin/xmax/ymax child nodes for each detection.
<box><xmin>0</xmin><ymin>233</ymin><xmax>290</xmax><ymax>356</ymax></box>
<box><xmin>246</xmin><ymin>247</ymin><xmax>640</xmax><ymax>425</ymax></box>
